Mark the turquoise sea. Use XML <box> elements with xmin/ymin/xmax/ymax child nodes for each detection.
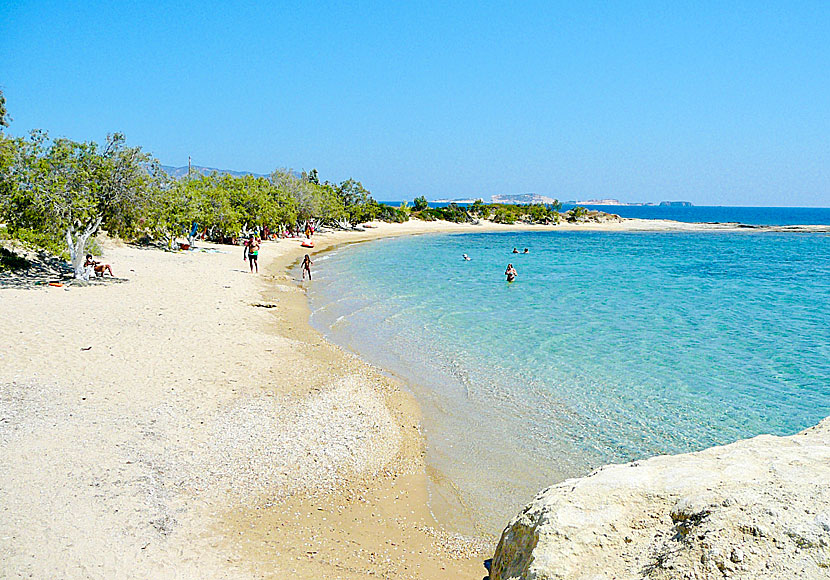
<box><xmin>308</xmin><ymin>229</ymin><xmax>830</xmax><ymax>533</ymax></box>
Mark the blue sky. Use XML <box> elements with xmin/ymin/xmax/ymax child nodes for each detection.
<box><xmin>2</xmin><ymin>1</ymin><xmax>828</xmax><ymax>206</ymax></box>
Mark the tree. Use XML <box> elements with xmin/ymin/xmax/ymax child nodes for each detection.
<box><xmin>568</xmin><ymin>206</ymin><xmax>588</xmax><ymax>222</ymax></box>
<box><xmin>491</xmin><ymin>205</ymin><xmax>519</xmax><ymax>224</ymax></box>
<box><xmin>272</xmin><ymin>168</ymin><xmax>325</xmax><ymax>223</ymax></box>
<box><xmin>3</xmin><ymin>131</ymin><xmax>153</xmax><ymax>277</ymax></box>
<box><xmin>413</xmin><ymin>195</ymin><xmax>429</xmax><ymax>211</ymax></box>
<box><xmin>337</xmin><ymin>178</ymin><xmax>377</xmax><ymax>225</ymax></box>
<box><xmin>469</xmin><ymin>199</ymin><xmax>489</xmax><ymax>218</ymax></box>
<box><xmin>0</xmin><ymin>89</ymin><xmax>9</xmax><ymax>128</ymax></box>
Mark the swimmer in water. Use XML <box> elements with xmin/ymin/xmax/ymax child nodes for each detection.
<box><xmin>463</xmin><ymin>254</ymin><xmax>471</xmax><ymax>261</ymax></box>
<box><xmin>512</xmin><ymin>247</ymin><xmax>519</xmax><ymax>253</ymax></box>
<box><xmin>505</xmin><ymin>263</ymin><xmax>517</xmax><ymax>282</ymax></box>
<box><xmin>523</xmin><ymin>248</ymin><xmax>529</xmax><ymax>253</ymax></box>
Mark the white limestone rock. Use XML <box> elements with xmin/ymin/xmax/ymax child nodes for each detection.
<box><xmin>491</xmin><ymin>418</ymin><xmax>830</xmax><ymax>580</ymax></box>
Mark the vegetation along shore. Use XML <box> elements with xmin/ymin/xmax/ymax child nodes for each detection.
<box><xmin>2</xmin><ymin>93</ymin><xmax>829</xmax><ymax>580</ymax></box>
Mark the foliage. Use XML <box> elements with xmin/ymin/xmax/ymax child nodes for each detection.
<box><xmin>1</xmin><ymin>93</ymin><xmax>574</xmax><ymax>276</ymax></box>
<box><xmin>412</xmin><ymin>195</ymin><xmax>429</xmax><ymax>211</ymax></box>
<box><xmin>375</xmin><ymin>202</ymin><xmax>410</xmax><ymax>223</ymax></box>
<box><xmin>337</xmin><ymin>178</ymin><xmax>378</xmax><ymax>224</ymax></box>
<box><xmin>568</xmin><ymin>206</ymin><xmax>589</xmax><ymax>222</ymax></box>
<box><xmin>0</xmin><ymin>89</ymin><xmax>9</xmax><ymax>128</ymax></box>
<box><xmin>522</xmin><ymin>203</ymin><xmax>559</xmax><ymax>224</ymax></box>
<box><xmin>491</xmin><ymin>205</ymin><xmax>519</xmax><ymax>224</ymax></box>
<box><xmin>0</xmin><ymin>130</ymin><xmax>153</xmax><ymax>266</ymax></box>
<box><xmin>469</xmin><ymin>199</ymin><xmax>489</xmax><ymax>219</ymax></box>
<box><xmin>416</xmin><ymin>202</ymin><xmax>470</xmax><ymax>223</ymax></box>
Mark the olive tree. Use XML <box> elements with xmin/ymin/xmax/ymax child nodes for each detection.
<box><xmin>2</xmin><ymin>131</ymin><xmax>153</xmax><ymax>277</ymax></box>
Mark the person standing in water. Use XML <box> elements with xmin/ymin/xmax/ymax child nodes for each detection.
<box><xmin>243</xmin><ymin>234</ymin><xmax>260</xmax><ymax>273</ymax></box>
<box><xmin>302</xmin><ymin>254</ymin><xmax>313</xmax><ymax>280</ymax></box>
<box><xmin>505</xmin><ymin>263</ymin><xmax>517</xmax><ymax>282</ymax></box>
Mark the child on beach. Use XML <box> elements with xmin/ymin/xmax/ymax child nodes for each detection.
<box><xmin>302</xmin><ymin>254</ymin><xmax>313</xmax><ymax>280</ymax></box>
<box><xmin>243</xmin><ymin>234</ymin><xmax>260</xmax><ymax>273</ymax></box>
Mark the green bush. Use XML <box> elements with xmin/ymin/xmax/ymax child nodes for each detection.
<box><xmin>568</xmin><ymin>206</ymin><xmax>589</xmax><ymax>222</ymax></box>
<box><xmin>469</xmin><ymin>199</ymin><xmax>490</xmax><ymax>219</ymax></box>
<box><xmin>491</xmin><ymin>206</ymin><xmax>518</xmax><ymax>224</ymax></box>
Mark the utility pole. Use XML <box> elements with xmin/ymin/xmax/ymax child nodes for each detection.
<box><xmin>188</xmin><ymin>155</ymin><xmax>192</xmax><ymax>176</ymax></box>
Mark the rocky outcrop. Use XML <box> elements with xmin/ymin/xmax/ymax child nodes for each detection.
<box><xmin>491</xmin><ymin>419</ymin><xmax>830</xmax><ymax>580</ymax></box>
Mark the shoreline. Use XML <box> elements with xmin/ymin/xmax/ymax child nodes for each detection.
<box><xmin>1</xmin><ymin>216</ymin><xmax>828</xmax><ymax>579</ymax></box>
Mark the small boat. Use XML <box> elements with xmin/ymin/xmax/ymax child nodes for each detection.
<box><xmin>301</xmin><ymin>240</ymin><xmax>314</xmax><ymax>248</ymax></box>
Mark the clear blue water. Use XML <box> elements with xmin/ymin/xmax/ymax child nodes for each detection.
<box><xmin>308</xmin><ymin>230</ymin><xmax>830</xmax><ymax>533</ymax></box>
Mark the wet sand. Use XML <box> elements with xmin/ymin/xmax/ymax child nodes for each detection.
<box><xmin>1</xmin><ymin>217</ymin><xmax>812</xmax><ymax>579</ymax></box>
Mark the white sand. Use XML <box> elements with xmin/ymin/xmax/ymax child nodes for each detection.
<box><xmin>1</xmin><ymin>217</ymin><xmax>807</xmax><ymax>579</ymax></box>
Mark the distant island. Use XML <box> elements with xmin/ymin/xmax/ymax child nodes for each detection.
<box><xmin>569</xmin><ymin>198</ymin><xmax>694</xmax><ymax>207</ymax></box>
<box><xmin>433</xmin><ymin>194</ymin><xmax>561</xmax><ymax>204</ymax></box>
<box><xmin>491</xmin><ymin>193</ymin><xmax>560</xmax><ymax>204</ymax></box>
<box><xmin>570</xmin><ymin>199</ymin><xmax>654</xmax><ymax>206</ymax></box>
<box><xmin>433</xmin><ymin>198</ymin><xmax>480</xmax><ymax>204</ymax></box>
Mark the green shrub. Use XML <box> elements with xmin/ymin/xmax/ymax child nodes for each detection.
<box><xmin>491</xmin><ymin>206</ymin><xmax>518</xmax><ymax>224</ymax></box>
<box><xmin>568</xmin><ymin>206</ymin><xmax>589</xmax><ymax>222</ymax></box>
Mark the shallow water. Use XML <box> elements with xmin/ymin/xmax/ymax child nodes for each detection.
<box><xmin>309</xmin><ymin>230</ymin><xmax>830</xmax><ymax>533</ymax></box>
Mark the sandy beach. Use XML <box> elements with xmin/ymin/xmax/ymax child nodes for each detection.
<box><xmin>1</xmin><ymin>217</ymin><xmax>825</xmax><ymax>579</ymax></box>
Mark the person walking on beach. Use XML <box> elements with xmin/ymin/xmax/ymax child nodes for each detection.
<box><xmin>505</xmin><ymin>263</ymin><xmax>517</xmax><ymax>282</ymax></box>
<box><xmin>301</xmin><ymin>254</ymin><xmax>313</xmax><ymax>280</ymax></box>
<box><xmin>243</xmin><ymin>234</ymin><xmax>260</xmax><ymax>273</ymax></box>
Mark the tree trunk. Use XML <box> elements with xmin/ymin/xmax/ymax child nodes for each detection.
<box><xmin>67</xmin><ymin>217</ymin><xmax>103</xmax><ymax>279</ymax></box>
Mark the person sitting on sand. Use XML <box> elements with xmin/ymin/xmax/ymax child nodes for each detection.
<box><xmin>84</xmin><ymin>254</ymin><xmax>113</xmax><ymax>277</ymax></box>
<box><xmin>505</xmin><ymin>263</ymin><xmax>517</xmax><ymax>282</ymax></box>
<box><xmin>512</xmin><ymin>247</ymin><xmax>519</xmax><ymax>253</ymax></box>
<box><xmin>243</xmin><ymin>234</ymin><xmax>260</xmax><ymax>273</ymax></box>
<box><xmin>301</xmin><ymin>254</ymin><xmax>313</xmax><ymax>280</ymax></box>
